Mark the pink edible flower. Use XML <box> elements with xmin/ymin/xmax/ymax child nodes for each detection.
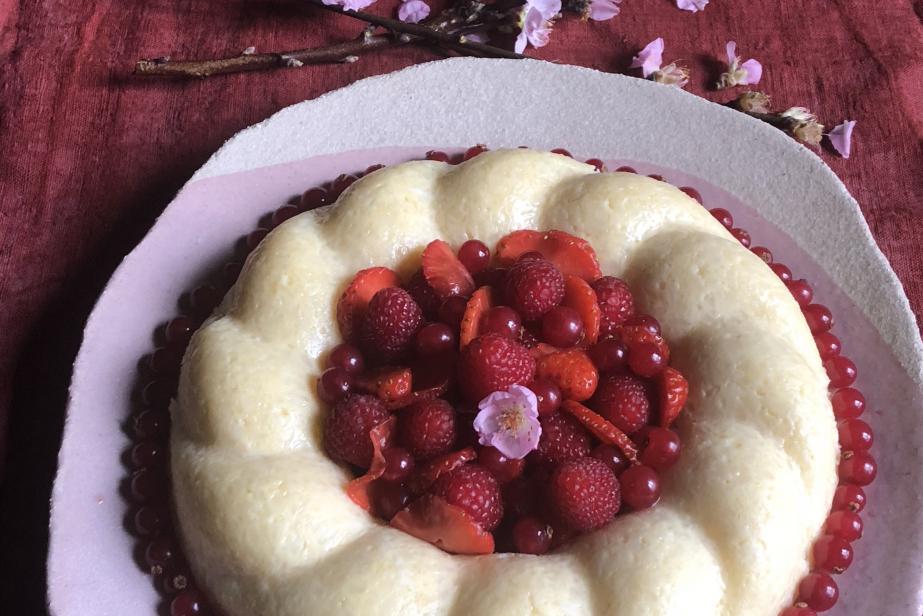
<box><xmin>630</xmin><ymin>37</ymin><xmax>664</xmax><ymax>78</ymax></box>
<box><xmin>828</xmin><ymin>120</ymin><xmax>856</xmax><ymax>159</ymax></box>
<box><xmin>398</xmin><ymin>0</ymin><xmax>430</xmax><ymax>23</ymax></box>
<box><xmin>473</xmin><ymin>385</ymin><xmax>541</xmax><ymax>460</ymax></box>
<box><xmin>588</xmin><ymin>0</ymin><xmax>622</xmax><ymax>21</ymax></box>
<box><xmin>321</xmin><ymin>0</ymin><xmax>377</xmax><ymax>11</ymax></box>
<box><xmin>716</xmin><ymin>41</ymin><xmax>762</xmax><ymax>89</ymax></box>
<box><xmin>515</xmin><ymin>0</ymin><xmax>561</xmax><ymax>54</ymax></box>
<box><xmin>676</xmin><ymin>0</ymin><xmax>708</xmax><ymax>11</ymax></box>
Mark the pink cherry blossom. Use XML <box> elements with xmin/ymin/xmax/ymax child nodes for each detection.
<box><xmin>630</xmin><ymin>38</ymin><xmax>664</xmax><ymax>78</ymax></box>
<box><xmin>676</xmin><ymin>0</ymin><xmax>708</xmax><ymax>11</ymax></box>
<box><xmin>398</xmin><ymin>0</ymin><xmax>430</xmax><ymax>23</ymax></box>
<box><xmin>588</xmin><ymin>0</ymin><xmax>622</xmax><ymax>21</ymax></box>
<box><xmin>828</xmin><ymin>120</ymin><xmax>856</xmax><ymax>159</ymax></box>
<box><xmin>473</xmin><ymin>385</ymin><xmax>541</xmax><ymax>460</ymax></box>
<box><xmin>322</xmin><ymin>0</ymin><xmax>377</xmax><ymax>11</ymax></box>
<box><xmin>515</xmin><ymin>0</ymin><xmax>560</xmax><ymax>54</ymax></box>
<box><xmin>716</xmin><ymin>41</ymin><xmax>762</xmax><ymax>88</ymax></box>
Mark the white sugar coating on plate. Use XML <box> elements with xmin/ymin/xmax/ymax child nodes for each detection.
<box><xmin>171</xmin><ymin>148</ymin><xmax>838</xmax><ymax>616</ymax></box>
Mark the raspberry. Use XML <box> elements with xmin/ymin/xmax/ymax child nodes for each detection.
<box><xmin>405</xmin><ymin>269</ymin><xmax>442</xmax><ymax>320</ymax></box>
<box><xmin>361</xmin><ymin>287</ymin><xmax>423</xmax><ymax>360</ymax></box>
<box><xmin>399</xmin><ymin>398</ymin><xmax>457</xmax><ymax>460</ymax></box>
<box><xmin>431</xmin><ymin>464</ymin><xmax>503</xmax><ymax>531</ymax></box>
<box><xmin>324</xmin><ymin>394</ymin><xmax>391</xmax><ymax>467</ymax></box>
<box><xmin>457</xmin><ymin>334</ymin><xmax>536</xmax><ymax>403</ymax></box>
<box><xmin>504</xmin><ymin>259</ymin><xmax>565</xmax><ymax>320</ymax></box>
<box><xmin>590</xmin><ymin>374</ymin><xmax>651</xmax><ymax>434</ymax></box>
<box><xmin>548</xmin><ymin>457</ymin><xmax>620</xmax><ymax>531</ymax></box>
<box><xmin>533</xmin><ymin>412</ymin><xmax>593</xmax><ymax>465</ymax></box>
<box><xmin>591</xmin><ymin>276</ymin><xmax>634</xmax><ymax>335</ymax></box>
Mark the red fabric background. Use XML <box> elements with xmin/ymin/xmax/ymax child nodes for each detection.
<box><xmin>1</xmin><ymin>0</ymin><xmax>922</xmax><ymax>610</ymax></box>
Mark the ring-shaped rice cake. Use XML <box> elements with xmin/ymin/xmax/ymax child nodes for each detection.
<box><xmin>171</xmin><ymin>149</ymin><xmax>838</xmax><ymax>616</ymax></box>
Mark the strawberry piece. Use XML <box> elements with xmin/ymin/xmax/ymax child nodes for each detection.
<box><xmin>561</xmin><ymin>400</ymin><xmax>638</xmax><ymax>462</ymax></box>
<box><xmin>408</xmin><ymin>447</ymin><xmax>477</xmax><ymax>494</ymax></box>
<box><xmin>390</xmin><ymin>494</ymin><xmax>495</xmax><ymax>555</ymax></box>
<box><xmin>496</xmin><ymin>230</ymin><xmax>543</xmax><ymax>264</ymax></box>
<box><xmin>345</xmin><ymin>417</ymin><xmax>397</xmax><ymax>511</ymax></box>
<box><xmin>422</xmin><ymin>239</ymin><xmax>475</xmax><ymax>299</ymax></box>
<box><xmin>563</xmin><ymin>275</ymin><xmax>601</xmax><ymax>344</ymax></box>
<box><xmin>385</xmin><ymin>380</ymin><xmax>450</xmax><ymax>411</ymax></box>
<box><xmin>356</xmin><ymin>367</ymin><xmax>413</xmax><ymax>404</ymax></box>
<box><xmin>336</xmin><ymin>267</ymin><xmax>401</xmax><ymax>341</ymax></box>
<box><xmin>534</xmin><ymin>349</ymin><xmax>599</xmax><ymax>402</ymax></box>
<box><xmin>496</xmin><ymin>230</ymin><xmax>602</xmax><ymax>281</ymax></box>
<box><xmin>658</xmin><ymin>366</ymin><xmax>689</xmax><ymax>428</ymax></box>
<box><xmin>529</xmin><ymin>342</ymin><xmax>562</xmax><ymax>360</ymax></box>
<box><xmin>459</xmin><ymin>286</ymin><xmax>493</xmax><ymax>349</ymax></box>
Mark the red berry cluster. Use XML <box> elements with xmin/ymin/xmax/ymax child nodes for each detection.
<box><xmin>706</xmin><ymin>205</ymin><xmax>875</xmax><ymax>616</ymax></box>
<box><xmin>323</xmin><ymin>227</ymin><xmax>691</xmax><ymax>555</ymax></box>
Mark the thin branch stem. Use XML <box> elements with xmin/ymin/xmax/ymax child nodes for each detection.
<box><xmin>135</xmin><ymin>35</ymin><xmax>394</xmax><ymax>78</ymax></box>
<box><xmin>133</xmin><ymin>0</ymin><xmax>527</xmax><ymax>79</ymax></box>
<box><xmin>310</xmin><ymin>0</ymin><xmax>525</xmax><ymax>60</ymax></box>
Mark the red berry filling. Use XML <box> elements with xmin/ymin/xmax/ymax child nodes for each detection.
<box><xmin>321</xmin><ymin>228</ymin><xmax>691</xmax><ymax>555</ymax></box>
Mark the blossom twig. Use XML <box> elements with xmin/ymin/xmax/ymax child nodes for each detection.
<box><xmin>135</xmin><ymin>36</ymin><xmax>393</xmax><ymax>78</ymax></box>
<box><xmin>310</xmin><ymin>0</ymin><xmax>526</xmax><ymax>60</ymax></box>
<box><xmin>726</xmin><ymin>92</ymin><xmax>824</xmax><ymax>147</ymax></box>
<box><xmin>135</xmin><ymin>0</ymin><xmax>526</xmax><ymax>79</ymax></box>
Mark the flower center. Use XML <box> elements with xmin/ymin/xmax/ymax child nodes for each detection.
<box><xmin>498</xmin><ymin>405</ymin><xmax>526</xmax><ymax>433</ymax></box>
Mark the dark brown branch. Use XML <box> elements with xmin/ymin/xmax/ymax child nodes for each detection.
<box><xmin>135</xmin><ymin>35</ymin><xmax>395</xmax><ymax>78</ymax></box>
<box><xmin>309</xmin><ymin>0</ymin><xmax>526</xmax><ymax>60</ymax></box>
<box><xmin>134</xmin><ymin>0</ymin><xmax>527</xmax><ymax>79</ymax></box>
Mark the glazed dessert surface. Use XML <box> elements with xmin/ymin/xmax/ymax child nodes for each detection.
<box><xmin>171</xmin><ymin>149</ymin><xmax>838</xmax><ymax>615</ymax></box>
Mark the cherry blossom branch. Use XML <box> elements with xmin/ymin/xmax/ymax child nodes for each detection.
<box><xmin>310</xmin><ymin>1</ymin><xmax>526</xmax><ymax>60</ymax></box>
<box><xmin>135</xmin><ymin>34</ymin><xmax>394</xmax><ymax>78</ymax></box>
<box><xmin>726</xmin><ymin>92</ymin><xmax>824</xmax><ymax>147</ymax></box>
<box><xmin>135</xmin><ymin>0</ymin><xmax>527</xmax><ymax>79</ymax></box>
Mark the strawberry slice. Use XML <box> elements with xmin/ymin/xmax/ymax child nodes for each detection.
<box><xmin>495</xmin><ymin>230</ymin><xmax>602</xmax><ymax>281</ymax></box>
<box><xmin>529</xmin><ymin>342</ymin><xmax>563</xmax><ymax>360</ymax></box>
<box><xmin>336</xmin><ymin>267</ymin><xmax>401</xmax><ymax>341</ymax></box>
<box><xmin>459</xmin><ymin>286</ymin><xmax>493</xmax><ymax>349</ymax></box>
<box><xmin>345</xmin><ymin>417</ymin><xmax>396</xmax><ymax>511</ymax></box>
<box><xmin>390</xmin><ymin>494</ymin><xmax>495</xmax><ymax>555</ymax></box>
<box><xmin>385</xmin><ymin>380</ymin><xmax>450</xmax><ymax>411</ymax></box>
<box><xmin>408</xmin><ymin>447</ymin><xmax>477</xmax><ymax>495</ymax></box>
<box><xmin>495</xmin><ymin>230</ymin><xmax>543</xmax><ymax>264</ymax></box>
<box><xmin>356</xmin><ymin>367</ymin><xmax>413</xmax><ymax>404</ymax></box>
<box><xmin>422</xmin><ymin>240</ymin><xmax>475</xmax><ymax>299</ymax></box>
<box><xmin>658</xmin><ymin>366</ymin><xmax>689</xmax><ymax>428</ymax></box>
<box><xmin>563</xmin><ymin>275</ymin><xmax>601</xmax><ymax>344</ymax></box>
<box><xmin>561</xmin><ymin>400</ymin><xmax>638</xmax><ymax>462</ymax></box>
<box><xmin>535</xmin><ymin>349</ymin><xmax>599</xmax><ymax>402</ymax></box>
